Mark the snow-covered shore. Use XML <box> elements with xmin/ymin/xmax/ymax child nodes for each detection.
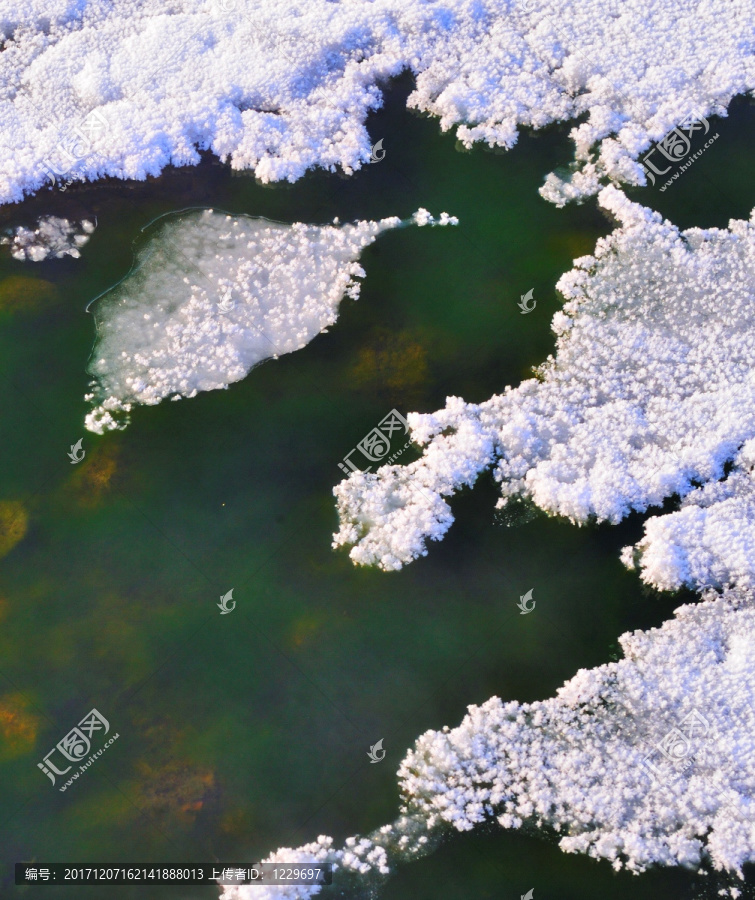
<box><xmin>399</xmin><ymin>592</ymin><xmax>755</xmax><ymax>876</ymax></box>
<box><xmin>1</xmin><ymin>0</ymin><xmax>753</xmax><ymax>204</ymax></box>
<box><xmin>324</xmin><ymin>183</ymin><xmax>755</xmax><ymax>890</ymax></box>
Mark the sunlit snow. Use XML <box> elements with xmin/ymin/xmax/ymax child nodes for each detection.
<box><xmin>0</xmin><ymin>0</ymin><xmax>752</xmax><ymax>203</ymax></box>
<box><xmin>0</xmin><ymin>216</ymin><xmax>95</xmax><ymax>261</ymax></box>
<box><xmin>221</xmin><ymin>591</ymin><xmax>755</xmax><ymax>898</ymax></box>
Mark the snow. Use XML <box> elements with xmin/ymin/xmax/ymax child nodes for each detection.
<box><xmin>334</xmin><ymin>188</ymin><xmax>755</xmax><ymax>586</ymax></box>
<box><xmin>399</xmin><ymin>591</ymin><xmax>755</xmax><ymax>875</ymax></box>
<box><xmin>5</xmin><ymin>0</ymin><xmax>755</xmax><ymax>889</ymax></box>
<box><xmin>623</xmin><ymin>439</ymin><xmax>755</xmax><ymax>592</ymax></box>
<box><xmin>218</xmin><ymin>818</ymin><xmax>437</xmax><ymax>900</ymax></box>
<box><xmin>0</xmin><ymin>0</ymin><xmax>753</xmax><ymax>203</ymax></box>
<box><xmin>83</xmin><ymin>208</ymin><xmax>456</xmax><ymax>434</ymax></box>
<box><xmin>1</xmin><ymin>216</ymin><xmax>95</xmax><ymax>260</ymax></box>
<box><xmin>220</xmin><ymin>591</ymin><xmax>755</xmax><ymax>897</ymax></box>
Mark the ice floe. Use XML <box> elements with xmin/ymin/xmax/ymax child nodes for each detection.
<box><xmin>334</xmin><ymin>187</ymin><xmax>755</xmax><ymax>581</ymax></box>
<box><xmin>84</xmin><ymin>208</ymin><xmax>456</xmax><ymax>434</ymax></box>
<box><xmin>220</xmin><ymin>591</ymin><xmax>755</xmax><ymax>898</ymax></box>
<box><xmin>0</xmin><ymin>0</ymin><xmax>752</xmax><ymax>203</ymax></box>
<box><xmin>1</xmin><ymin>216</ymin><xmax>95</xmax><ymax>261</ymax></box>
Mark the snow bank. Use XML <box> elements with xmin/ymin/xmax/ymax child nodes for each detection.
<box><xmin>220</xmin><ymin>591</ymin><xmax>755</xmax><ymax>899</ymax></box>
<box><xmin>334</xmin><ymin>188</ymin><xmax>755</xmax><ymax>581</ymax></box>
<box><xmin>1</xmin><ymin>216</ymin><xmax>95</xmax><ymax>260</ymax></box>
<box><xmin>84</xmin><ymin>208</ymin><xmax>456</xmax><ymax>433</ymax></box>
<box><xmin>0</xmin><ymin>0</ymin><xmax>752</xmax><ymax>203</ymax></box>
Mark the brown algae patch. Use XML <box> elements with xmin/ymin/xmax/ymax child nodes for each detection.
<box><xmin>67</xmin><ymin>443</ymin><xmax>120</xmax><ymax>508</ymax></box>
<box><xmin>0</xmin><ymin>276</ymin><xmax>57</xmax><ymax>315</ymax></box>
<box><xmin>349</xmin><ymin>328</ymin><xmax>429</xmax><ymax>404</ymax></box>
<box><xmin>0</xmin><ymin>500</ymin><xmax>28</xmax><ymax>558</ymax></box>
<box><xmin>0</xmin><ymin>693</ymin><xmax>39</xmax><ymax>759</ymax></box>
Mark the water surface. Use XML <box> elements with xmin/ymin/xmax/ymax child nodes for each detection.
<box><xmin>1</xmin><ymin>77</ymin><xmax>752</xmax><ymax>900</ymax></box>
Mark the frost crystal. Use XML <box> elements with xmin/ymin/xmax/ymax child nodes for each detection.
<box><xmin>220</xmin><ymin>591</ymin><xmax>755</xmax><ymax>897</ymax></box>
<box><xmin>1</xmin><ymin>216</ymin><xmax>95</xmax><ymax>261</ymax></box>
<box><xmin>398</xmin><ymin>592</ymin><xmax>755</xmax><ymax>875</ymax></box>
<box><xmin>624</xmin><ymin>438</ymin><xmax>755</xmax><ymax>591</ymax></box>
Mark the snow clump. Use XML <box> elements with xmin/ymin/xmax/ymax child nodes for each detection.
<box><xmin>0</xmin><ymin>0</ymin><xmax>751</xmax><ymax>204</ymax></box>
<box><xmin>1</xmin><ymin>216</ymin><xmax>95</xmax><ymax>261</ymax></box>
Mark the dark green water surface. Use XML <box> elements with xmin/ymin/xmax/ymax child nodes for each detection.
<box><xmin>1</xmin><ymin>77</ymin><xmax>753</xmax><ymax>900</ymax></box>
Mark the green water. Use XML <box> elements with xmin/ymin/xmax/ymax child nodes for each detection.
<box><xmin>0</xmin><ymin>77</ymin><xmax>752</xmax><ymax>900</ymax></box>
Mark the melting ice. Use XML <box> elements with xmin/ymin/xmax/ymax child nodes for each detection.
<box><xmin>84</xmin><ymin>208</ymin><xmax>456</xmax><ymax>433</ymax></box>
